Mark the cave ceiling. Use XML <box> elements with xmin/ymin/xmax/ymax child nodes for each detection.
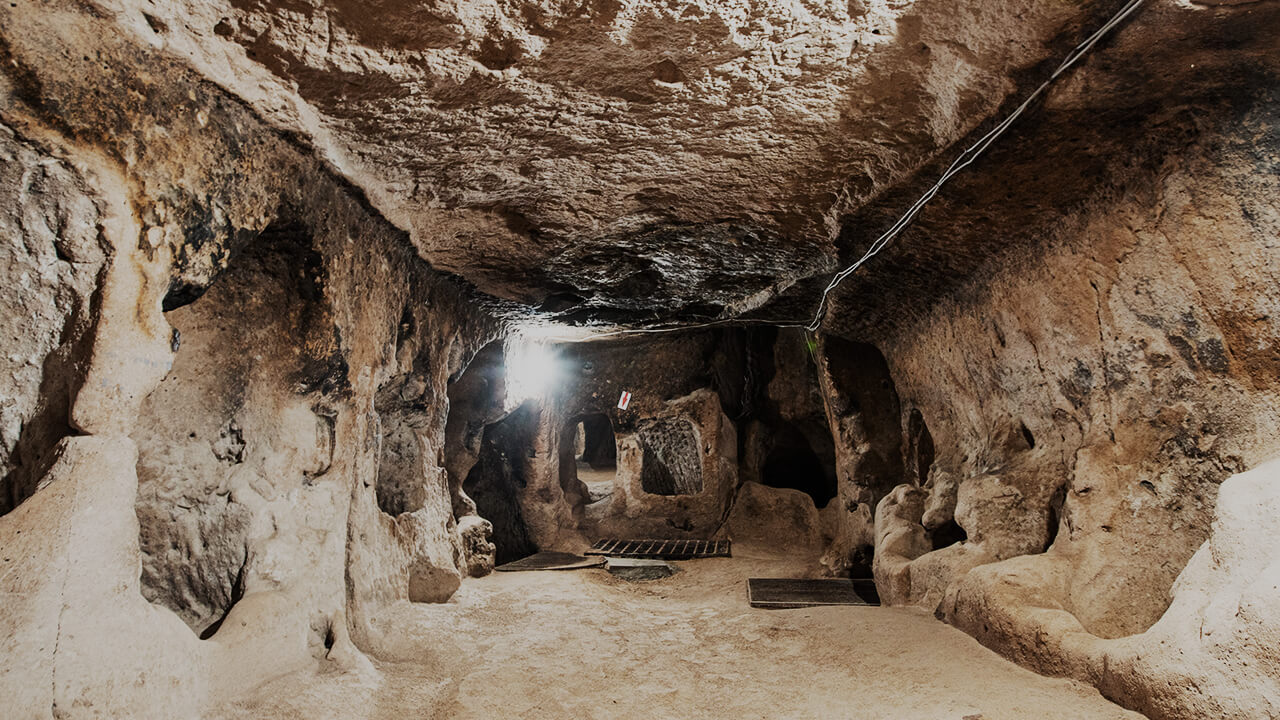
<box><xmin>115</xmin><ymin>0</ymin><xmax>1276</xmax><ymax>329</ymax></box>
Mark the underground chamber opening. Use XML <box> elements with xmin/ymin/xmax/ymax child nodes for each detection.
<box><xmin>462</xmin><ymin>406</ymin><xmax>538</xmax><ymax>565</ymax></box>
<box><xmin>760</xmin><ymin>423</ymin><xmax>837</xmax><ymax>509</ymax></box>
<box><xmin>561</xmin><ymin>413</ymin><xmax>618</xmax><ymax>506</ymax></box>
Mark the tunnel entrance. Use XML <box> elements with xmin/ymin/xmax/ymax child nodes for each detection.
<box><xmin>760</xmin><ymin>423</ymin><xmax>837</xmax><ymax>508</ymax></box>
<box><xmin>821</xmin><ymin>338</ymin><xmax>903</xmax><ymax>507</ymax></box>
<box><xmin>561</xmin><ymin>413</ymin><xmax>618</xmax><ymax>507</ymax></box>
<box><xmin>463</xmin><ymin>406</ymin><xmax>538</xmax><ymax>565</ymax></box>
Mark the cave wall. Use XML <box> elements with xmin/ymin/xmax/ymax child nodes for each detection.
<box><xmin>0</xmin><ymin>126</ymin><xmax>107</xmax><ymax>515</ymax></box>
<box><xmin>829</xmin><ymin>78</ymin><xmax>1280</xmax><ymax>720</ymax></box>
<box><xmin>3</xmin><ymin>0</ymin><xmax>1278</xmax><ymax>717</ymax></box>
<box><xmin>0</xmin><ymin>4</ymin><xmax>502</xmax><ymax>716</ymax></box>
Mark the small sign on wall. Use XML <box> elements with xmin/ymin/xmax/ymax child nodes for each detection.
<box><xmin>617</xmin><ymin>391</ymin><xmax>632</xmax><ymax>410</ymax></box>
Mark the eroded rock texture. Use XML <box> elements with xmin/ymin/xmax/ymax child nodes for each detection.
<box><xmin>805</xmin><ymin>3</ymin><xmax>1280</xmax><ymax>717</ymax></box>
<box><xmin>0</xmin><ymin>128</ymin><xmax>107</xmax><ymax>514</ymax></box>
<box><xmin>1</xmin><ymin>0</ymin><xmax>1279</xmax><ymax>718</ymax></box>
<box><xmin>0</xmin><ymin>0</ymin><xmax>503</xmax><ymax>713</ymax></box>
<box><xmin>95</xmin><ymin>0</ymin><xmax>1128</xmax><ymax>319</ymax></box>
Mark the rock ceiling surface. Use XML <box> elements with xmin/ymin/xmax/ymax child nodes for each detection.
<box><xmin>100</xmin><ymin>0</ymin><xmax>1269</xmax><ymax>324</ymax></box>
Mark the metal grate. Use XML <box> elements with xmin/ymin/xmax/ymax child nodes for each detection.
<box><xmin>585</xmin><ymin>538</ymin><xmax>731</xmax><ymax>560</ymax></box>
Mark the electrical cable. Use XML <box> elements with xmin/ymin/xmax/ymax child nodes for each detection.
<box><xmin>531</xmin><ymin>0</ymin><xmax>1145</xmax><ymax>344</ymax></box>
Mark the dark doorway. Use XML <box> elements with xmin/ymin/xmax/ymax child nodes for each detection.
<box><xmin>463</xmin><ymin>406</ymin><xmax>538</xmax><ymax>565</ymax></box>
<box><xmin>761</xmin><ymin>423</ymin><xmax>837</xmax><ymax>508</ymax></box>
<box><xmin>572</xmin><ymin>413</ymin><xmax>617</xmax><ymax>504</ymax></box>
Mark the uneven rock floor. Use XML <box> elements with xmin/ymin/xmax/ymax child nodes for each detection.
<box><xmin>209</xmin><ymin>544</ymin><xmax>1140</xmax><ymax>719</ymax></box>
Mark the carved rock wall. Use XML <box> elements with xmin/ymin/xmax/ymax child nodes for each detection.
<box><xmin>0</xmin><ymin>3</ymin><xmax>501</xmax><ymax>715</ymax></box>
<box><xmin>837</xmin><ymin>62</ymin><xmax>1280</xmax><ymax>720</ymax></box>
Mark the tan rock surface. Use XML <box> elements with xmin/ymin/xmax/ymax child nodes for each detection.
<box><xmin>1</xmin><ymin>0</ymin><xmax>1279</xmax><ymax>718</ymax></box>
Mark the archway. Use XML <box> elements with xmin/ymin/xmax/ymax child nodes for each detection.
<box><xmin>559</xmin><ymin>413</ymin><xmax>619</xmax><ymax>511</ymax></box>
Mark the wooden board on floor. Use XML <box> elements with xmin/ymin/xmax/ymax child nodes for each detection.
<box><xmin>494</xmin><ymin>551</ymin><xmax>606</xmax><ymax>572</ymax></box>
<box><xmin>584</xmin><ymin>538</ymin><xmax>731</xmax><ymax>560</ymax></box>
<box><xmin>747</xmin><ymin>578</ymin><xmax>881</xmax><ymax>608</ymax></box>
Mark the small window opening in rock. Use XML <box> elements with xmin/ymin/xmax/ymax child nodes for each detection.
<box><xmin>375</xmin><ymin>409</ymin><xmax>427</xmax><ymax>517</ymax></box>
<box><xmin>761</xmin><ymin>424</ymin><xmax>837</xmax><ymax>508</ymax></box>
<box><xmin>639</xmin><ymin>418</ymin><xmax>703</xmax><ymax>495</ymax></box>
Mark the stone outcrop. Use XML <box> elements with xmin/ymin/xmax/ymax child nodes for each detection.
<box><xmin>0</xmin><ymin>127</ymin><xmax>108</xmax><ymax>515</ymax></box>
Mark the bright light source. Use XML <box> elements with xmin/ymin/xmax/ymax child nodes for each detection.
<box><xmin>505</xmin><ymin>337</ymin><xmax>560</xmax><ymax>409</ymax></box>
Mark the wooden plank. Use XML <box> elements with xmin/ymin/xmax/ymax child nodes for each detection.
<box><xmin>747</xmin><ymin>578</ymin><xmax>880</xmax><ymax>608</ymax></box>
<box><xmin>496</xmin><ymin>552</ymin><xmax>606</xmax><ymax>572</ymax></box>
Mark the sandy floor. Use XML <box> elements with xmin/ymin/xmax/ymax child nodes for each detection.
<box><xmin>578</xmin><ymin>462</ymin><xmax>617</xmax><ymax>503</ymax></box>
<box><xmin>209</xmin><ymin>544</ymin><xmax>1140</xmax><ymax>720</ymax></box>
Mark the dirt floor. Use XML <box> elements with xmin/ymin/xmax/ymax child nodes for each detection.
<box><xmin>578</xmin><ymin>461</ymin><xmax>617</xmax><ymax>503</ymax></box>
<box><xmin>208</xmin><ymin>543</ymin><xmax>1142</xmax><ymax>720</ymax></box>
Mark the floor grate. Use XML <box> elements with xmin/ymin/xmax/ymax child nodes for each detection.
<box><xmin>747</xmin><ymin>578</ymin><xmax>881</xmax><ymax>608</ymax></box>
<box><xmin>585</xmin><ymin>538</ymin><xmax>731</xmax><ymax>560</ymax></box>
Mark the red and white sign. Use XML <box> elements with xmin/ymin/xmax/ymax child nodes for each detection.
<box><xmin>617</xmin><ymin>391</ymin><xmax>632</xmax><ymax>410</ymax></box>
